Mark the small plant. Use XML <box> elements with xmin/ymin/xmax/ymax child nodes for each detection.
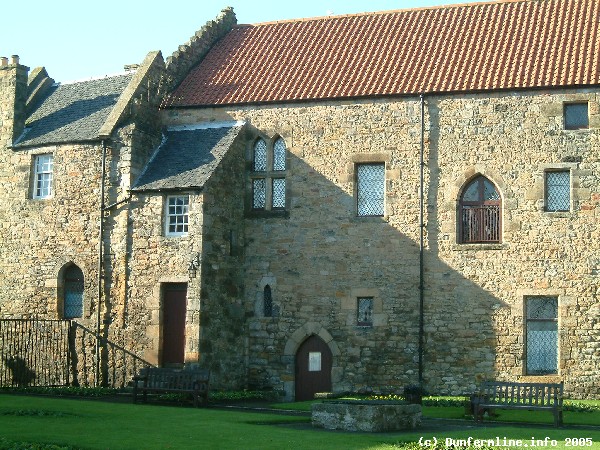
<box><xmin>403</xmin><ymin>384</ymin><xmax>427</xmax><ymax>404</ymax></box>
<box><xmin>209</xmin><ymin>389</ymin><xmax>282</xmax><ymax>402</ymax></box>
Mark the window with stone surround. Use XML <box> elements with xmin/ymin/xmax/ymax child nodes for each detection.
<box><xmin>33</xmin><ymin>154</ymin><xmax>53</xmax><ymax>199</ymax></box>
<box><xmin>459</xmin><ymin>175</ymin><xmax>501</xmax><ymax>243</ymax></box>
<box><xmin>263</xmin><ymin>285</ymin><xmax>273</xmax><ymax>317</ymax></box>
<box><xmin>165</xmin><ymin>195</ymin><xmax>189</xmax><ymax>236</ymax></box>
<box><xmin>545</xmin><ymin>170</ymin><xmax>570</xmax><ymax>212</ymax></box>
<box><xmin>63</xmin><ymin>264</ymin><xmax>84</xmax><ymax>319</ymax></box>
<box><xmin>525</xmin><ymin>296</ymin><xmax>558</xmax><ymax>375</ymax></box>
<box><xmin>564</xmin><ymin>102</ymin><xmax>589</xmax><ymax>130</ymax></box>
<box><xmin>357</xmin><ymin>297</ymin><xmax>373</xmax><ymax>326</ymax></box>
<box><xmin>249</xmin><ymin>137</ymin><xmax>287</xmax><ymax>214</ymax></box>
<box><xmin>356</xmin><ymin>163</ymin><xmax>385</xmax><ymax>216</ymax></box>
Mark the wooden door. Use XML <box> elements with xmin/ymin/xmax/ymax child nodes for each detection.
<box><xmin>295</xmin><ymin>335</ymin><xmax>332</xmax><ymax>401</ymax></box>
<box><xmin>162</xmin><ymin>283</ymin><xmax>187</xmax><ymax>366</ymax></box>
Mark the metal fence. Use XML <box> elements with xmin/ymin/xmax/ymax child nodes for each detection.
<box><xmin>0</xmin><ymin>319</ymin><xmax>71</xmax><ymax>387</ymax></box>
<box><xmin>0</xmin><ymin>319</ymin><xmax>153</xmax><ymax>388</ymax></box>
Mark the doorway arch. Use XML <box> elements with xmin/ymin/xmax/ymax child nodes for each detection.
<box><xmin>294</xmin><ymin>335</ymin><xmax>332</xmax><ymax>401</ymax></box>
<box><xmin>283</xmin><ymin>322</ymin><xmax>341</xmax><ymax>401</ymax></box>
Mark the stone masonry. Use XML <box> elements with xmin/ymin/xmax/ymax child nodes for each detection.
<box><xmin>162</xmin><ymin>88</ymin><xmax>599</xmax><ymax>398</ymax></box>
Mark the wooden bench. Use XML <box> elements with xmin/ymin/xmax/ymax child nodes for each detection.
<box><xmin>474</xmin><ymin>381</ymin><xmax>563</xmax><ymax>427</ymax></box>
<box><xmin>133</xmin><ymin>367</ymin><xmax>210</xmax><ymax>407</ymax></box>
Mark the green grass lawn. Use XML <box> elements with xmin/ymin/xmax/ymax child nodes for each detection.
<box><xmin>2</xmin><ymin>394</ymin><xmax>600</xmax><ymax>449</ymax></box>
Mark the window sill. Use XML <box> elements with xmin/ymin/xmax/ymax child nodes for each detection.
<box><xmin>246</xmin><ymin>209</ymin><xmax>289</xmax><ymax>219</ymax></box>
<box><xmin>543</xmin><ymin>211</ymin><xmax>572</xmax><ymax>218</ymax></box>
<box><xmin>452</xmin><ymin>243</ymin><xmax>508</xmax><ymax>251</ymax></box>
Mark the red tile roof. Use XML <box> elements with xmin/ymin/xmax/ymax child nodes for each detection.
<box><xmin>164</xmin><ymin>0</ymin><xmax>600</xmax><ymax>107</ymax></box>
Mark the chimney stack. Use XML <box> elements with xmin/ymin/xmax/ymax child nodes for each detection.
<box><xmin>0</xmin><ymin>55</ymin><xmax>29</xmax><ymax>146</ymax></box>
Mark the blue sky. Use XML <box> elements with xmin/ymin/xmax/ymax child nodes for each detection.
<box><xmin>1</xmin><ymin>0</ymin><xmax>478</xmax><ymax>83</ymax></box>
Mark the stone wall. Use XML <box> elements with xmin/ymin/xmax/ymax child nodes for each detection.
<box><xmin>162</xmin><ymin>87</ymin><xmax>600</xmax><ymax>398</ymax></box>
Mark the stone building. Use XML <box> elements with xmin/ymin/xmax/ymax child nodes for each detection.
<box><xmin>1</xmin><ymin>0</ymin><xmax>599</xmax><ymax>399</ymax></box>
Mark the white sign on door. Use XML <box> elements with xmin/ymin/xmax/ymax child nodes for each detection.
<box><xmin>308</xmin><ymin>352</ymin><xmax>322</xmax><ymax>371</ymax></box>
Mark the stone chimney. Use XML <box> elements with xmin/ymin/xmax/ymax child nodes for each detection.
<box><xmin>0</xmin><ymin>54</ymin><xmax>29</xmax><ymax>147</ymax></box>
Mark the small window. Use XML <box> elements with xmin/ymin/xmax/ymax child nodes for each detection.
<box><xmin>272</xmin><ymin>179</ymin><xmax>286</xmax><ymax>209</ymax></box>
<box><xmin>545</xmin><ymin>171</ymin><xmax>570</xmax><ymax>212</ymax></box>
<box><xmin>33</xmin><ymin>154</ymin><xmax>53</xmax><ymax>199</ymax></box>
<box><xmin>357</xmin><ymin>163</ymin><xmax>385</xmax><ymax>216</ymax></box>
<box><xmin>253</xmin><ymin>139</ymin><xmax>268</xmax><ymax>171</ymax></box>
<box><xmin>263</xmin><ymin>285</ymin><xmax>273</xmax><ymax>317</ymax></box>
<box><xmin>63</xmin><ymin>265</ymin><xmax>84</xmax><ymax>319</ymax></box>
<box><xmin>357</xmin><ymin>297</ymin><xmax>373</xmax><ymax>326</ymax></box>
<box><xmin>564</xmin><ymin>103</ymin><xmax>589</xmax><ymax>130</ymax></box>
<box><xmin>273</xmin><ymin>138</ymin><xmax>286</xmax><ymax>171</ymax></box>
<box><xmin>526</xmin><ymin>296</ymin><xmax>558</xmax><ymax>375</ymax></box>
<box><xmin>165</xmin><ymin>195</ymin><xmax>189</xmax><ymax>236</ymax></box>
<box><xmin>252</xmin><ymin>179</ymin><xmax>267</xmax><ymax>209</ymax></box>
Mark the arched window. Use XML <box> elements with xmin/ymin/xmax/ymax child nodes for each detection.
<box><xmin>459</xmin><ymin>175</ymin><xmax>501</xmax><ymax>243</ymax></box>
<box><xmin>63</xmin><ymin>265</ymin><xmax>84</xmax><ymax>319</ymax></box>
<box><xmin>263</xmin><ymin>285</ymin><xmax>273</xmax><ymax>317</ymax></box>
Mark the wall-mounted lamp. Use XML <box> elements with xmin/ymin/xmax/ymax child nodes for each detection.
<box><xmin>188</xmin><ymin>253</ymin><xmax>201</xmax><ymax>279</ymax></box>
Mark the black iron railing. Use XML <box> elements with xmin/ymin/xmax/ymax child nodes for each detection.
<box><xmin>0</xmin><ymin>319</ymin><xmax>153</xmax><ymax>388</ymax></box>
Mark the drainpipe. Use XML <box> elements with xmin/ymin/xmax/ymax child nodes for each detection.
<box><xmin>96</xmin><ymin>140</ymin><xmax>107</xmax><ymax>387</ymax></box>
<box><xmin>418</xmin><ymin>94</ymin><xmax>425</xmax><ymax>387</ymax></box>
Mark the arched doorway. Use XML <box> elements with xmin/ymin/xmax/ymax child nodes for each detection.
<box><xmin>295</xmin><ymin>335</ymin><xmax>332</xmax><ymax>401</ymax></box>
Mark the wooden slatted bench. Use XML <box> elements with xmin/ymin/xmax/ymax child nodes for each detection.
<box><xmin>133</xmin><ymin>367</ymin><xmax>210</xmax><ymax>407</ymax></box>
<box><xmin>474</xmin><ymin>381</ymin><xmax>563</xmax><ymax>427</ymax></box>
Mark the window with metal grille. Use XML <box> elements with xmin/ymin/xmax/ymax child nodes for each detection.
<box><xmin>250</xmin><ymin>137</ymin><xmax>287</xmax><ymax>212</ymax></box>
<box><xmin>33</xmin><ymin>154</ymin><xmax>53</xmax><ymax>199</ymax></box>
<box><xmin>459</xmin><ymin>175</ymin><xmax>501</xmax><ymax>243</ymax></box>
<box><xmin>273</xmin><ymin>138</ymin><xmax>286</xmax><ymax>171</ymax></box>
<box><xmin>357</xmin><ymin>163</ymin><xmax>385</xmax><ymax>216</ymax></box>
<box><xmin>63</xmin><ymin>265</ymin><xmax>84</xmax><ymax>319</ymax></box>
<box><xmin>545</xmin><ymin>171</ymin><xmax>570</xmax><ymax>212</ymax></box>
<box><xmin>526</xmin><ymin>296</ymin><xmax>558</xmax><ymax>375</ymax></box>
<box><xmin>165</xmin><ymin>195</ymin><xmax>189</xmax><ymax>236</ymax></box>
<box><xmin>357</xmin><ymin>297</ymin><xmax>373</xmax><ymax>326</ymax></box>
<box><xmin>564</xmin><ymin>103</ymin><xmax>589</xmax><ymax>130</ymax></box>
<box><xmin>263</xmin><ymin>285</ymin><xmax>273</xmax><ymax>317</ymax></box>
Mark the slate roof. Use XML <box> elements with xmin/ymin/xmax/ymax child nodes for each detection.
<box><xmin>14</xmin><ymin>74</ymin><xmax>133</xmax><ymax>147</ymax></box>
<box><xmin>132</xmin><ymin>122</ymin><xmax>245</xmax><ymax>192</ymax></box>
<box><xmin>164</xmin><ymin>0</ymin><xmax>600</xmax><ymax>107</ymax></box>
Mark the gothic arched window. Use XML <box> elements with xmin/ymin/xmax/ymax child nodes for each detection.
<box><xmin>63</xmin><ymin>265</ymin><xmax>84</xmax><ymax>319</ymax></box>
<box><xmin>459</xmin><ymin>175</ymin><xmax>501</xmax><ymax>243</ymax></box>
<box><xmin>263</xmin><ymin>285</ymin><xmax>273</xmax><ymax>317</ymax></box>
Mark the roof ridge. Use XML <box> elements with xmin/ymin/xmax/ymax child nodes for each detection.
<box><xmin>238</xmin><ymin>0</ymin><xmax>534</xmax><ymax>27</ymax></box>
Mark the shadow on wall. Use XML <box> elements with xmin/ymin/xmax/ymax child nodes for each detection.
<box><xmin>194</xmin><ymin>108</ymin><xmax>510</xmax><ymax>396</ymax></box>
<box><xmin>4</xmin><ymin>356</ymin><xmax>36</xmax><ymax>387</ymax></box>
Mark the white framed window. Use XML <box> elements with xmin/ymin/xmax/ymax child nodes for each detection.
<box><xmin>545</xmin><ymin>170</ymin><xmax>570</xmax><ymax>212</ymax></box>
<box><xmin>356</xmin><ymin>163</ymin><xmax>385</xmax><ymax>216</ymax></box>
<box><xmin>33</xmin><ymin>154</ymin><xmax>53</xmax><ymax>199</ymax></box>
<box><xmin>165</xmin><ymin>195</ymin><xmax>189</xmax><ymax>236</ymax></box>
